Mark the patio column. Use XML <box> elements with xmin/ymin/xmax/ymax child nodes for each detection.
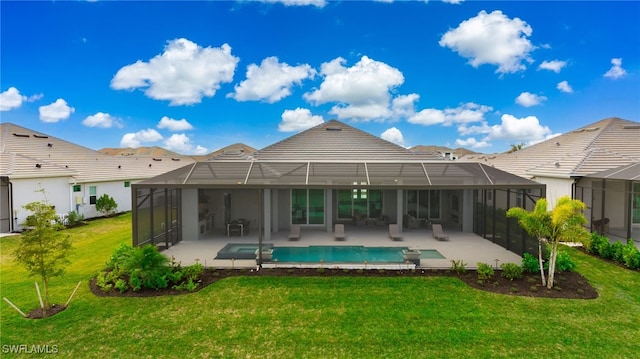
<box><xmin>271</xmin><ymin>189</ymin><xmax>279</xmax><ymax>233</ymax></box>
<box><xmin>326</xmin><ymin>189</ymin><xmax>333</xmax><ymax>232</ymax></box>
<box><xmin>181</xmin><ymin>188</ymin><xmax>198</xmax><ymax>241</ymax></box>
<box><xmin>263</xmin><ymin>189</ymin><xmax>271</xmax><ymax>241</ymax></box>
<box><xmin>397</xmin><ymin>189</ymin><xmax>403</xmax><ymax>231</ymax></box>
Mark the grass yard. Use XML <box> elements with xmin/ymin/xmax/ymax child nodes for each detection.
<box><xmin>1</xmin><ymin>213</ymin><xmax>640</xmax><ymax>358</ymax></box>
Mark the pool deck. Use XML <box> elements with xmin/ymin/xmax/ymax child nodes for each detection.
<box><xmin>162</xmin><ymin>225</ymin><xmax>522</xmax><ymax>270</ymax></box>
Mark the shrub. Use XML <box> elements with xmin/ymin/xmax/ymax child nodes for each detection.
<box><xmin>450</xmin><ymin>259</ymin><xmax>467</xmax><ymax>274</ymax></box>
<box><xmin>66</xmin><ymin>211</ymin><xmax>85</xmax><ymax>227</ymax></box>
<box><xmin>97</xmin><ymin>244</ymin><xmax>204</xmax><ymax>292</ymax></box>
<box><xmin>476</xmin><ymin>262</ymin><xmax>494</xmax><ymax>280</ymax></box>
<box><xmin>500</xmin><ymin>263</ymin><xmax>523</xmax><ymax>280</ymax></box>
<box><xmin>521</xmin><ymin>253</ymin><xmax>539</xmax><ymax>273</ymax></box>
<box><xmin>96</xmin><ymin>194</ymin><xmax>118</xmax><ymax>217</ymax></box>
<box><xmin>590</xmin><ymin>232</ymin><xmax>612</xmax><ymax>259</ymax></box>
<box><xmin>610</xmin><ymin>241</ymin><xmax>625</xmax><ymax>262</ymax></box>
<box><xmin>622</xmin><ymin>240</ymin><xmax>640</xmax><ymax>270</ymax></box>
<box><xmin>554</xmin><ymin>251</ymin><xmax>577</xmax><ymax>272</ymax></box>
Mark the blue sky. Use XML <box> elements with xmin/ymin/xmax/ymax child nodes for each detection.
<box><xmin>1</xmin><ymin>1</ymin><xmax>639</xmax><ymax>155</ymax></box>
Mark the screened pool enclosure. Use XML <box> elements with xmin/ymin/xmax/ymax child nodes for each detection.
<box><xmin>132</xmin><ymin>159</ymin><xmax>545</xmax><ymax>260</ymax></box>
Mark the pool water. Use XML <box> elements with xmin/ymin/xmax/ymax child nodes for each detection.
<box><xmin>419</xmin><ymin>249</ymin><xmax>446</xmax><ymax>259</ymax></box>
<box><xmin>271</xmin><ymin>246</ymin><xmax>443</xmax><ymax>263</ymax></box>
<box><xmin>216</xmin><ymin>243</ymin><xmax>273</xmax><ymax>259</ymax></box>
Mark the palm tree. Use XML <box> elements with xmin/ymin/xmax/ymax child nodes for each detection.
<box><xmin>508</xmin><ymin>196</ymin><xmax>590</xmax><ymax>288</ymax></box>
<box><xmin>507</xmin><ymin>143</ymin><xmax>526</xmax><ymax>153</ymax></box>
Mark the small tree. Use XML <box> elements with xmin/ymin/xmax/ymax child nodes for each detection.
<box><xmin>96</xmin><ymin>194</ymin><xmax>118</xmax><ymax>217</ymax></box>
<box><xmin>507</xmin><ymin>199</ymin><xmax>550</xmax><ymax>286</ymax></box>
<box><xmin>507</xmin><ymin>196</ymin><xmax>590</xmax><ymax>289</ymax></box>
<box><xmin>14</xmin><ymin>201</ymin><xmax>72</xmax><ymax>314</ymax></box>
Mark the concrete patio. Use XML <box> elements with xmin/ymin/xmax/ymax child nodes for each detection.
<box><xmin>161</xmin><ymin>225</ymin><xmax>523</xmax><ymax>270</ymax></box>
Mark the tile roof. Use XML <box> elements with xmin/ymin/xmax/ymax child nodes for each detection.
<box><xmin>463</xmin><ymin>117</ymin><xmax>640</xmax><ymax>178</ymax></box>
<box><xmin>253</xmin><ymin>120</ymin><xmax>440</xmax><ymax>161</ymax></box>
<box><xmin>139</xmin><ymin>120</ymin><xmax>541</xmax><ymax>189</ymax></box>
<box><xmin>1</xmin><ymin>122</ymin><xmax>195</xmax><ymax>183</ymax></box>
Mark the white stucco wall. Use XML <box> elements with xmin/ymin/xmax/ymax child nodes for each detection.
<box><xmin>10</xmin><ymin>177</ymin><xmax>71</xmax><ymax>231</ymax></box>
<box><xmin>71</xmin><ymin>180</ymin><xmax>134</xmax><ymax>219</ymax></box>
<box><xmin>532</xmin><ymin>176</ymin><xmax>575</xmax><ymax>208</ymax></box>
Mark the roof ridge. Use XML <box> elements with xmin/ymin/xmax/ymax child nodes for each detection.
<box><xmin>581</xmin><ymin>118</ymin><xmax>614</xmax><ymax>151</ymax></box>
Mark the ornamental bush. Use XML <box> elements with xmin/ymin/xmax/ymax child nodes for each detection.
<box><xmin>521</xmin><ymin>253</ymin><xmax>540</xmax><ymax>273</ymax></box>
<box><xmin>96</xmin><ymin>194</ymin><xmax>118</xmax><ymax>217</ymax></box>
<box><xmin>500</xmin><ymin>263</ymin><xmax>523</xmax><ymax>281</ymax></box>
<box><xmin>476</xmin><ymin>262</ymin><xmax>494</xmax><ymax>280</ymax></box>
<box><xmin>622</xmin><ymin>240</ymin><xmax>640</xmax><ymax>270</ymax></box>
<box><xmin>97</xmin><ymin>244</ymin><xmax>203</xmax><ymax>292</ymax></box>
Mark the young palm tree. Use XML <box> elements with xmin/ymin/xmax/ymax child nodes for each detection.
<box><xmin>508</xmin><ymin>196</ymin><xmax>590</xmax><ymax>288</ymax></box>
<box><xmin>507</xmin><ymin>199</ymin><xmax>550</xmax><ymax>286</ymax></box>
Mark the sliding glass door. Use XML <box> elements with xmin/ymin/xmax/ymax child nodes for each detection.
<box><xmin>406</xmin><ymin>190</ymin><xmax>440</xmax><ymax>220</ymax></box>
<box><xmin>292</xmin><ymin>189</ymin><xmax>324</xmax><ymax>225</ymax></box>
<box><xmin>337</xmin><ymin>188</ymin><xmax>383</xmax><ymax>219</ymax></box>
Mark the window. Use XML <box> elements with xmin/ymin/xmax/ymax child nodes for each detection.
<box><xmin>89</xmin><ymin>186</ymin><xmax>97</xmax><ymax>205</ymax></box>
<box><xmin>73</xmin><ymin>184</ymin><xmax>81</xmax><ymax>192</ymax></box>
<box><xmin>124</xmin><ymin>181</ymin><xmax>130</xmax><ymax>188</ymax></box>
<box><xmin>292</xmin><ymin>189</ymin><xmax>324</xmax><ymax>225</ymax></box>
<box><xmin>337</xmin><ymin>184</ymin><xmax>383</xmax><ymax>219</ymax></box>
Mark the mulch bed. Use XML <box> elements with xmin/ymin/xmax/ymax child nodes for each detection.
<box><xmin>90</xmin><ymin>267</ymin><xmax>598</xmax><ymax>300</ymax></box>
<box><xmin>27</xmin><ymin>304</ymin><xmax>68</xmax><ymax>319</ymax></box>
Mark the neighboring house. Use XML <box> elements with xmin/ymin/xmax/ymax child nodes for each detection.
<box><xmin>0</xmin><ymin>123</ymin><xmax>194</xmax><ymax>232</ymax></box>
<box><xmin>133</xmin><ymin>120</ymin><xmax>545</xmax><ymax>257</ymax></box>
<box><xmin>464</xmin><ymin>117</ymin><xmax>640</xmax><ymax>242</ymax></box>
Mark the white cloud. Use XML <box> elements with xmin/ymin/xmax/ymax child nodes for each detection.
<box><xmin>390</xmin><ymin>93</ymin><xmax>419</xmax><ymax>118</ymax></box>
<box><xmin>163</xmin><ymin>133</ymin><xmax>206</xmax><ymax>154</ymax></box>
<box><xmin>455</xmin><ymin>137</ymin><xmax>490</xmax><ymax>149</ymax></box>
<box><xmin>408</xmin><ymin>108</ymin><xmax>446</xmax><ymax>126</ymax></box>
<box><xmin>439</xmin><ymin>10</ymin><xmax>535</xmax><ymax>74</ymax></box>
<box><xmin>120</xmin><ymin>129</ymin><xmax>163</xmax><ymax>148</ymax></box>
<box><xmin>163</xmin><ymin>133</ymin><xmax>192</xmax><ymax>153</ymax></box>
<box><xmin>304</xmin><ymin>56</ymin><xmax>405</xmax><ymax>121</ymax></box>
<box><xmin>604</xmin><ymin>58</ymin><xmax>627</xmax><ymax>79</ymax></box>
<box><xmin>515</xmin><ymin>92</ymin><xmax>547</xmax><ymax>107</ymax></box>
<box><xmin>229</xmin><ymin>56</ymin><xmax>316</xmax><ymax>103</ymax></box>
<box><xmin>557</xmin><ymin>80</ymin><xmax>573</xmax><ymax>93</ymax></box>
<box><xmin>458</xmin><ymin>114</ymin><xmax>558</xmax><ymax>145</ymax></box>
<box><xmin>157</xmin><ymin>116</ymin><xmax>194</xmax><ymax>131</ymax></box>
<box><xmin>39</xmin><ymin>99</ymin><xmax>75</xmax><ymax>123</ymax></box>
<box><xmin>408</xmin><ymin>102</ymin><xmax>492</xmax><ymax>126</ymax></box>
<box><xmin>442</xmin><ymin>0</ymin><xmax>464</xmax><ymax>4</ymax></box>
<box><xmin>538</xmin><ymin>60</ymin><xmax>567</xmax><ymax>73</ymax></box>
<box><xmin>380</xmin><ymin>127</ymin><xmax>405</xmax><ymax>146</ymax></box>
<box><xmin>0</xmin><ymin>87</ymin><xmax>42</xmax><ymax>111</ymax></box>
<box><xmin>278</xmin><ymin>108</ymin><xmax>324</xmax><ymax>132</ymax></box>
<box><xmin>257</xmin><ymin>0</ymin><xmax>326</xmax><ymax>7</ymax></box>
<box><xmin>0</xmin><ymin>87</ymin><xmax>26</xmax><ymax>111</ymax></box>
<box><xmin>111</xmin><ymin>38</ymin><xmax>239</xmax><ymax>105</ymax></box>
<box><xmin>82</xmin><ymin>112</ymin><xmax>122</xmax><ymax>128</ymax></box>
<box><xmin>194</xmin><ymin>145</ymin><xmax>208</xmax><ymax>155</ymax></box>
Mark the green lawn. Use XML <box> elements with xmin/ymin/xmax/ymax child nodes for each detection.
<box><xmin>1</xmin><ymin>213</ymin><xmax>639</xmax><ymax>358</ymax></box>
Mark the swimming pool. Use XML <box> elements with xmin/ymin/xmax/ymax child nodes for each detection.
<box><xmin>271</xmin><ymin>246</ymin><xmax>444</xmax><ymax>263</ymax></box>
<box><xmin>216</xmin><ymin>243</ymin><xmax>273</xmax><ymax>259</ymax></box>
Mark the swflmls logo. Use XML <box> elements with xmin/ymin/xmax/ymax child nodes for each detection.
<box><xmin>2</xmin><ymin>344</ymin><xmax>59</xmax><ymax>354</ymax></box>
